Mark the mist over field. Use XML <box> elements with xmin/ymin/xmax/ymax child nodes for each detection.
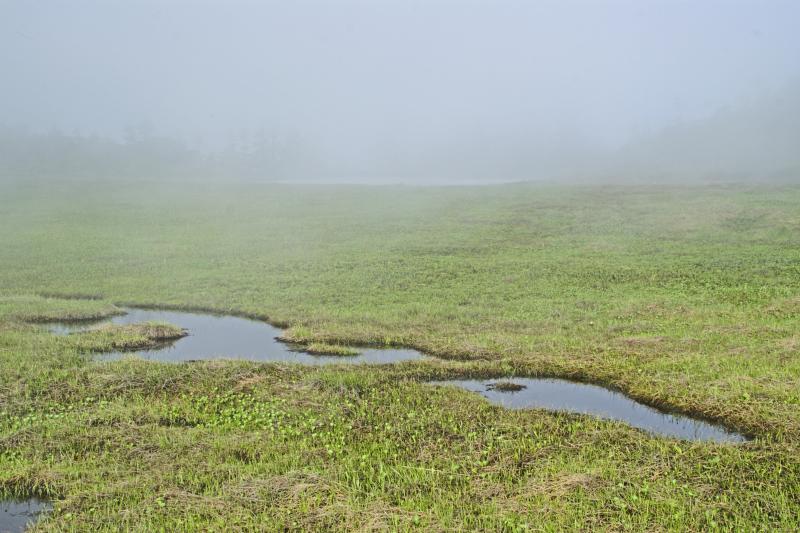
<box><xmin>4</xmin><ymin>2</ymin><xmax>800</xmax><ymax>530</ymax></box>
<box><xmin>1</xmin><ymin>0</ymin><xmax>799</xmax><ymax>182</ymax></box>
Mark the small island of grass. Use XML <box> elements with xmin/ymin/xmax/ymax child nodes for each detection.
<box><xmin>305</xmin><ymin>343</ymin><xmax>360</xmax><ymax>356</ymax></box>
<box><xmin>72</xmin><ymin>321</ymin><xmax>187</xmax><ymax>352</ymax></box>
<box><xmin>487</xmin><ymin>381</ymin><xmax>527</xmax><ymax>392</ymax></box>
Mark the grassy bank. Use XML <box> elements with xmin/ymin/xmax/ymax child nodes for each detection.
<box><xmin>1</xmin><ymin>181</ymin><xmax>798</xmax><ymax>530</ymax></box>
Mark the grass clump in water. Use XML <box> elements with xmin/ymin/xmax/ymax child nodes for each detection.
<box><xmin>70</xmin><ymin>322</ymin><xmax>187</xmax><ymax>352</ymax></box>
<box><xmin>305</xmin><ymin>343</ymin><xmax>360</xmax><ymax>356</ymax></box>
<box><xmin>487</xmin><ymin>381</ymin><xmax>527</xmax><ymax>392</ymax></box>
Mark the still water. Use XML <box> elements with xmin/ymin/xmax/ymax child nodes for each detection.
<box><xmin>431</xmin><ymin>378</ymin><xmax>747</xmax><ymax>443</ymax></box>
<box><xmin>51</xmin><ymin>308</ymin><xmax>427</xmax><ymax>365</ymax></box>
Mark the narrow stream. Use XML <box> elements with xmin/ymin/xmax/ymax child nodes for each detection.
<box><xmin>49</xmin><ymin>307</ymin><xmax>427</xmax><ymax>365</ymax></box>
<box><xmin>46</xmin><ymin>307</ymin><xmax>746</xmax><ymax>442</ymax></box>
<box><xmin>431</xmin><ymin>379</ymin><xmax>747</xmax><ymax>443</ymax></box>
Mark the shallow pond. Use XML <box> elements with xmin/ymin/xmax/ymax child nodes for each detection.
<box><xmin>431</xmin><ymin>379</ymin><xmax>746</xmax><ymax>443</ymax></box>
<box><xmin>50</xmin><ymin>308</ymin><xmax>427</xmax><ymax>365</ymax></box>
<box><xmin>0</xmin><ymin>498</ymin><xmax>50</xmax><ymax>533</ymax></box>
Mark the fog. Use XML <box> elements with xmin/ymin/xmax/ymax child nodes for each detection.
<box><xmin>2</xmin><ymin>0</ymin><xmax>799</xmax><ymax>183</ymax></box>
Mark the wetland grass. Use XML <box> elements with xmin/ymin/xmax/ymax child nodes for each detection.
<box><xmin>1</xmin><ymin>182</ymin><xmax>798</xmax><ymax>530</ymax></box>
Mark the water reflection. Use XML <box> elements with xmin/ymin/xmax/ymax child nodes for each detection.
<box><xmin>50</xmin><ymin>308</ymin><xmax>427</xmax><ymax>365</ymax></box>
<box><xmin>431</xmin><ymin>378</ymin><xmax>746</xmax><ymax>443</ymax></box>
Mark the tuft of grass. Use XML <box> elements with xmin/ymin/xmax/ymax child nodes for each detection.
<box><xmin>487</xmin><ymin>381</ymin><xmax>527</xmax><ymax>392</ymax></box>
<box><xmin>304</xmin><ymin>343</ymin><xmax>360</xmax><ymax>356</ymax></box>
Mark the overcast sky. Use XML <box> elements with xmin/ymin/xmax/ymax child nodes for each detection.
<box><xmin>2</xmin><ymin>0</ymin><xmax>799</xmax><ymax>158</ymax></box>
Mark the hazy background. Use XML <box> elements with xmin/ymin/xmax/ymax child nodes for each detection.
<box><xmin>1</xmin><ymin>0</ymin><xmax>799</xmax><ymax>183</ymax></box>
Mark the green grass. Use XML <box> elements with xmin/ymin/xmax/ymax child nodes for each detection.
<box><xmin>304</xmin><ymin>343</ymin><xmax>360</xmax><ymax>357</ymax></box>
<box><xmin>0</xmin><ymin>180</ymin><xmax>799</xmax><ymax>530</ymax></box>
<box><xmin>0</xmin><ymin>295</ymin><xmax>122</xmax><ymax>323</ymax></box>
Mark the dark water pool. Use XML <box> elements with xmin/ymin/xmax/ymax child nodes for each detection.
<box><xmin>0</xmin><ymin>498</ymin><xmax>50</xmax><ymax>532</ymax></box>
<box><xmin>431</xmin><ymin>379</ymin><xmax>746</xmax><ymax>443</ymax></box>
<box><xmin>50</xmin><ymin>308</ymin><xmax>427</xmax><ymax>365</ymax></box>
